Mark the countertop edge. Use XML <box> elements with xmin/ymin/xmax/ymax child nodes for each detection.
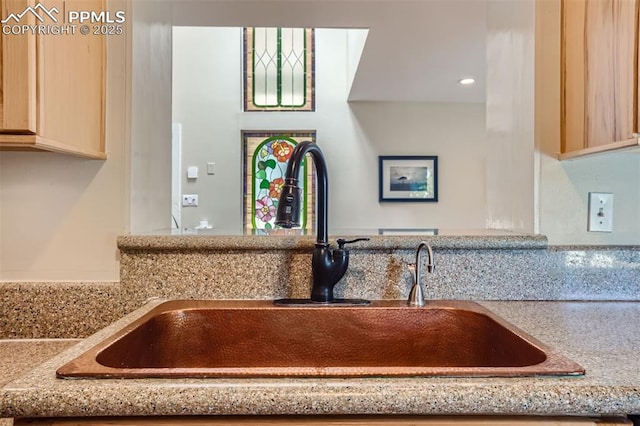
<box><xmin>117</xmin><ymin>234</ymin><xmax>549</xmax><ymax>251</ymax></box>
<box><xmin>2</xmin><ymin>300</ymin><xmax>640</xmax><ymax>418</ymax></box>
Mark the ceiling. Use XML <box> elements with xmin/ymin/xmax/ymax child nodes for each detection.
<box><xmin>346</xmin><ymin>1</ymin><xmax>486</xmax><ymax>102</ymax></box>
<box><xmin>170</xmin><ymin>0</ymin><xmax>487</xmax><ymax>103</ymax></box>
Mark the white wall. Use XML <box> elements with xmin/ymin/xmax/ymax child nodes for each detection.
<box><xmin>0</xmin><ymin>1</ymin><xmax>130</xmax><ymax>281</ymax></box>
<box><xmin>485</xmin><ymin>0</ymin><xmax>536</xmax><ymax>232</ymax></box>
<box><xmin>539</xmin><ymin>153</ymin><xmax>640</xmax><ymax>245</ymax></box>
<box><xmin>129</xmin><ymin>0</ymin><xmax>173</xmax><ymax>234</ymax></box>
<box><xmin>172</xmin><ymin>27</ymin><xmax>488</xmax><ymax>232</ymax></box>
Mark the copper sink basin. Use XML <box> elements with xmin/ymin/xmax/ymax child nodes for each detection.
<box><xmin>56</xmin><ymin>300</ymin><xmax>584</xmax><ymax>378</ymax></box>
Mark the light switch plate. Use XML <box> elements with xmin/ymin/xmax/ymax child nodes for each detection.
<box><xmin>588</xmin><ymin>192</ymin><xmax>613</xmax><ymax>232</ymax></box>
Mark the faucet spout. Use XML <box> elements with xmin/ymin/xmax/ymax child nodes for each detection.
<box><xmin>274</xmin><ymin>142</ymin><xmax>369</xmax><ymax>304</ymax></box>
<box><xmin>416</xmin><ymin>241</ymin><xmax>435</xmax><ymax>277</ymax></box>
<box><xmin>408</xmin><ymin>241</ymin><xmax>435</xmax><ymax>307</ymax></box>
<box><xmin>275</xmin><ymin>141</ymin><xmax>328</xmax><ymax>246</ymax></box>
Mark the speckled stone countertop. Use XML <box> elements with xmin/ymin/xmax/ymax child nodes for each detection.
<box><xmin>0</xmin><ymin>340</ymin><xmax>79</xmax><ymax>388</ymax></box>
<box><xmin>0</xmin><ymin>339</ymin><xmax>79</xmax><ymax>424</ymax></box>
<box><xmin>0</xmin><ymin>282</ymin><xmax>126</xmax><ymax>339</ymax></box>
<box><xmin>2</xmin><ymin>300</ymin><xmax>639</xmax><ymax>418</ymax></box>
<box><xmin>118</xmin><ymin>232</ymin><xmax>549</xmax><ymax>251</ymax></box>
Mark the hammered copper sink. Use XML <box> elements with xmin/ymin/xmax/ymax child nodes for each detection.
<box><xmin>56</xmin><ymin>300</ymin><xmax>584</xmax><ymax>379</ymax></box>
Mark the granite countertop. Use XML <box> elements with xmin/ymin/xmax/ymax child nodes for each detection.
<box><xmin>1</xmin><ymin>300</ymin><xmax>640</xmax><ymax>419</ymax></box>
<box><xmin>0</xmin><ymin>339</ymin><xmax>79</xmax><ymax>424</ymax></box>
<box><xmin>117</xmin><ymin>232</ymin><xmax>549</xmax><ymax>251</ymax></box>
<box><xmin>0</xmin><ymin>340</ymin><xmax>79</xmax><ymax>388</ymax></box>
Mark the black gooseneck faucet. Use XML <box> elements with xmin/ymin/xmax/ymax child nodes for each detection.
<box><xmin>275</xmin><ymin>141</ymin><xmax>369</xmax><ymax>304</ymax></box>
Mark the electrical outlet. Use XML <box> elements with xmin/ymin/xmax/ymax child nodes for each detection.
<box><xmin>588</xmin><ymin>192</ymin><xmax>613</xmax><ymax>232</ymax></box>
<box><xmin>182</xmin><ymin>194</ymin><xmax>198</xmax><ymax>207</ymax></box>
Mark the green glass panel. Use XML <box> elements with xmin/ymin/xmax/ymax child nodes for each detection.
<box><xmin>252</xmin><ymin>27</ymin><xmax>279</xmax><ymax>107</ymax></box>
<box><xmin>250</xmin><ymin>28</ymin><xmax>308</xmax><ymax>109</ymax></box>
<box><xmin>279</xmin><ymin>28</ymin><xmax>306</xmax><ymax>107</ymax></box>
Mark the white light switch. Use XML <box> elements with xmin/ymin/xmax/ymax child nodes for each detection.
<box><xmin>207</xmin><ymin>162</ymin><xmax>215</xmax><ymax>175</ymax></box>
<box><xmin>588</xmin><ymin>192</ymin><xmax>613</xmax><ymax>232</ymax></box>
<box><xmin>187</xmin><ymin>166</ymin><xmax>198</xmax><ymax>179</ymax></box>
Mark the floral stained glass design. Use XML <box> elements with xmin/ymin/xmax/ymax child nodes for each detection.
<box><xmin>243</xmin><ymin>132</ymin><xmax>315</xmax><ymax>231</ymax></box>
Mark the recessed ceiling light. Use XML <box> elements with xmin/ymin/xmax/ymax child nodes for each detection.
<box><xmin>458</xmin><ymin>78</ymin><xmax>475</xmax><ymax>85</ymax></box>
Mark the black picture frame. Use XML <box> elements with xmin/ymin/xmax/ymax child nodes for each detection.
<box><xmin>378</xmin><ymin>156</ymin><xmax>438</xmax><ymax>202</ymax></box>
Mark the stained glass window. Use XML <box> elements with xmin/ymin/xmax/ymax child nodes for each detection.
<box><xmin>243</xmin><ymin>28</ymin><xmax>315</xmax><ymax>111</ymax></box>
<box><xmin>243</xmin><ymin>131</ymin><xmax>316</xmax><ymax>231</ymax></box>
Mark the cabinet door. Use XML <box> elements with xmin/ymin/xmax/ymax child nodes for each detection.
<box><xmin>36</xmin><ymin>0</ymin><xmax>105</xmax><ymax>154</ymax></box>
<box><xmin>0</xmin><ymin>0</ymin><xmax>37</xmax><ymax>133</ymax></box>
<box><xmin>561</xmin><ymin>0</ymin><xmax>638</xmax><ymax>154</ymax></box>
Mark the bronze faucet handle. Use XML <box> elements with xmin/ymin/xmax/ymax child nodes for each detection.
<box><xmin>336</xmin><ymin>237</ymin><xmax>370</xmax><ymax>250</ymax></box>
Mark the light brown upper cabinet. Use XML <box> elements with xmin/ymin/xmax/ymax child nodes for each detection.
<box><xmin>560</xmin><ymin>0</ymin><xmax>640</xmax><ymax>160</ymax></box>
<box><xmin>0</xmin><ymin>0</ymin><xmax>105</xmax><ymax>159</ymax></box>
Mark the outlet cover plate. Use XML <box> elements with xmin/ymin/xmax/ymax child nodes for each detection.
<box><xmin>182</xmin><ymin>194</ymin><xmax>198</xmax><ymax>207</ymax></box>
<box><xmin>588</xmin><ymin>192</ymin><xmax>613</xmax><ymax>232</ymax></box>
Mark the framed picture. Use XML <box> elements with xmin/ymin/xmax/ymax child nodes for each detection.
<box><xmin>378</xmin><ymin>156</ymin><xmax>438</xmax><ymax>202</ymax></box>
